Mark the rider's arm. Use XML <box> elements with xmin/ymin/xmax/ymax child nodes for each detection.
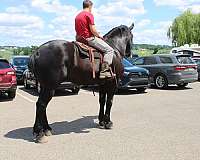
<box><xmin>89</xmin><ymin>25</ymin><xmax>102</xmax><ymax>39</ymax></box>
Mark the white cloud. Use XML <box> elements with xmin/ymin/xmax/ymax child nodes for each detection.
<box><xmin>94</xmin><ymin>0</ymin><xmax>145</xmax><ymax>30</ymax></box>
<box><xmin>0</xmin><ymin>11</ymin><xmax>45</xmax><ymax>46</ymax></box>
<box><xmin>134</xmin><ymin>21</ymin><xmax>172</xmax><ymax>45</ymax></box>
<box><xmin>29</xmin><ymin>0</ymin><xmax>146</xmax><ymax>41</ymax></box>
<box><xmin>0</xmin><ymin>0</ymin><xmax>174</xmax><ymax>46</ymax></box>
<box><xmin>6</xmin><ymin>5</ymin><xmax>29</xmax><ymax>14</ymax></box>
<box><xmin>184</xmin><ymin>4</ymin><xmax>200</xmax><ymax>13</ymax></box>
<box><xmin>31</xmin><ymin>0</ymin><xmax>78</xmax><ymax>15</ymax></box>
<box><xmin>0</xmin><ymin>12</ymin><xmax>43</xmax><ymax>29</ymax></box>
<box><xmin>154</xmin><ymin>0</ymin><xmax>200</xmax><ymax>13</ymax></box>
<box><xmin>137</xmin><ymin>19</ymin><xmax>151</xmax><ymax>28</ymax></box>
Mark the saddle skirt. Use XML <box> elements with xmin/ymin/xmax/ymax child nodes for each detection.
<box><xmin>73</xmin><ymin>41</ymin><xmax>103</xmax><ymax>79</ymax></box>
<box><xmin>73</xmin><ymin>41</ymin><xmax>103</xmax><ymax>60</ymax></box>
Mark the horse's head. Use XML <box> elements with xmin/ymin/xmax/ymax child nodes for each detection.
<box><xmin>104</xmin><ymin>23</ymin><xmax>134</xmax><ymax>58</ymax></box>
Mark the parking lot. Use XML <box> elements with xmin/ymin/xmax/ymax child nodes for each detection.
<box><xmin>1</xmin><ymin>83</ymin><xmax>200</xmax><ymax>160</ymax></box>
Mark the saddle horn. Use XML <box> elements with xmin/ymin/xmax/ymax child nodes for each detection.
<box><xmin>129</xmin><ymin>23</ymin><xmax>135</xmax><ymax>30</ymax></box>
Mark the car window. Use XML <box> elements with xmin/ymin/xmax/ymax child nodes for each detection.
<box><xmin>144</xmin><ymin>57</ymin><xmax>157</xmax><ymax>65</ymax></box>
<box><xmin>194</xmin><ymin>59</ymin><xmax>200</xmax><ymax>65</ymax></box>
<box><xmin>123</xmin><ymin>59</ymin><xmax>133</xmax><ymax>67</ymax></box>
<box><xmin>178</xmin><ymin>50</ymin><xmax>194</xmax><ymax>57</ymax></box>
<box><xmin>0</xmin><ymin>60</ymin><xmax>10</xmax><ymax>69</ymax></box>
<box><xmin>159</xmin><ymin>56</ymin><xmax>173</xmax><ymax>64</ymax></box>
<box><xmin>13</xmin><ymin>58</ymin><xmax>29</xmax><ymax>66</ymax></box>
<box><xmin>134</xmin><ymin>58</ymin><xmax>144</xmax><ymax>65</ymax></box>
<box><xmin>176</xmin><ymin>56</ymin><xmax>195</xmax><ymax>64</ymax></box>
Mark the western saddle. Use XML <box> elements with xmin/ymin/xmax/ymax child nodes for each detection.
<box><xmin>73</xmin><ymin>36</ymin><xmax>103</xmax><ymax>79</ymax></box>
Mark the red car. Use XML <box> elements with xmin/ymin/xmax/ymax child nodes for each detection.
<box><xmin>0</xmin><ymin>59</ymin><xmax>17</xmax><ymax>99</ymax></box>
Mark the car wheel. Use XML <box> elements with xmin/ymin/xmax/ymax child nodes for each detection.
<box><xmin>136</xmin><ymin>88</ymin><xmax>146</xmax><ymax>93</ymax></box>
<box><xmin>24</xmin><ymin>78</ymin><xmax>30</xmax><ymax>89</ymax></box>
<box><xmin>154</xmin><ymin>74</ymin><xmax>168</xmax><ymax>89</ymax></box>
<box><xmin>177</xmin><ymin>83</ymin><xmax>188</xmax><ymax>88</ymax></box>
<box><xmin>8</xmin><ymin>90</ymin><xmax>16</xmax><ymax>99</ymax></box>
<box><xmin>72</xmin><ymin>86</ymin><xmax>80</xmax><ymax>94</ymax></box>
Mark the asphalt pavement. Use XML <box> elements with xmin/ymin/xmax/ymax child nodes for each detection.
<box><xmin>1</xmin><ymin>83</ymin><xmax>200</xmax><ymax>160</ymax></box>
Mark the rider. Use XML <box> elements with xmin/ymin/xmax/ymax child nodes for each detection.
<box><xmin>75</xmin><ymin>0</ymin><xmax>114</xmax><ymax>79</ymax></box>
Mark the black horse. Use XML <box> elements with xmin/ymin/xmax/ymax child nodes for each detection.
<box><xmin>29</xmin><ymin>23</ymin><xmax>134</xmax><ymax>143</ymax></box>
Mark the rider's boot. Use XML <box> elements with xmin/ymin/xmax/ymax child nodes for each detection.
<box><xmin>99</xmin><ymin>62</ymin><xmax>113</xmax><ymax>79</ymax></box>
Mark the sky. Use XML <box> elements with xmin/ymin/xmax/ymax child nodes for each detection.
<box><xmin>0</xmin><ymin>0</ymin><xmax>199</xmax><ymax>46</ymax></box>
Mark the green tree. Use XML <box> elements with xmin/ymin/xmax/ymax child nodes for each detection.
<box><xmin>168</xmin><ymin>10</ymin><xmax>200</xmax><ymax>46</ymax></box>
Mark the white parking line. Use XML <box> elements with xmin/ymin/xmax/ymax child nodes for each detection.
<box><xmin>80</xmin><ymin>90</ymin><xmax>98</xmax><ymax>96</ymax></box>
<box><xmin>17</xmin><ymin>92</ymin><xmax>35</xmax><ymax>103</ymax></box>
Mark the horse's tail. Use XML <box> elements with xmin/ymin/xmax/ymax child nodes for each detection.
<box><xmin>28</xmin><ymin>50</ymin><xmax>39</xmax><ymax>78</ymax></box>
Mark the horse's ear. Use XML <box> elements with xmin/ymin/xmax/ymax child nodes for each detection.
<box><xmin>129</xmin><ymin>23</ymin><xmax>135</xmax><ymax>30</ymax></box>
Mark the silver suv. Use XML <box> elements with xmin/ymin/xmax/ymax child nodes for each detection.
<box><xmin>132</xmin><ymin>54</ymin><xmax>198</xmax><ymax>89</ymax></box>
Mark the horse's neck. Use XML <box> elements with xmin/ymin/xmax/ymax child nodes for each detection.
<box><xmin>105</xmin><ymin>37</ymin><xmax>124</xmax><ymax>59</ymax></box>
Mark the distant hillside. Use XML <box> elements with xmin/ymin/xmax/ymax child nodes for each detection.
<box><xmin>0</xmin><ymin>44</ymin><xmax>173</xmax><ymax>60</ymax></box>
<box><xmin>133</xmin><ymin>44</ymin><xmax>172</xmax><ymax>50</ymax></box>
<box><xmin>133</xmin><ymin>44</ymin><xmax>172</xmax><ymax>56</ymax></box>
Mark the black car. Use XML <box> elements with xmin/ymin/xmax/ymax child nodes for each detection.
<box><xmin>118</xmin><ymin>59</ymin><xmax>149</xmax><ymax>92</ymax></box>
<box><xmin>10</xmin><ymin>56</ymin><xmax>30</xmax><ymax>83</ymax></box>
<box><xmin>23</xmin><ymin>69</ymin><xmax>80</xmax><ymax>94</ymax></box>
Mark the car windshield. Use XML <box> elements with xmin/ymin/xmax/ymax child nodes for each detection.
<box><xmin>176</xmin><ymin>56</ymin><xmax>195</xmax><ymax>64</ymax></box>
<box><xmin>13</xmin><ymin>57</ymin><xmax>29</xmax><ymax>66</ymax></box>
<box><xmin>0</xmin><ymin>60</ymin><xmax>10</xmax><ymax>69</ymax></box>
<box><xmin>123</xmin><ymin>59</ymin><xmax>133</xmax><ymax>67</ymax></box>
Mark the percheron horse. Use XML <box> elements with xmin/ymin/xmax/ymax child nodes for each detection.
<box><xmin>29</xmin><ymin>23</ymin><xmax>134</xmax><ymax>143</ymax></box>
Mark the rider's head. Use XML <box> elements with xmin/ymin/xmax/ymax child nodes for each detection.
<box><xmin>83</xmin><ymin>0</ymin><xmax>93</xmax><ymax>12</ymax></box>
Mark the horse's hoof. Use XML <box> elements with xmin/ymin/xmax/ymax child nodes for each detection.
<box><xmin>44</xmin><ymin>130</ymin><xmax>53</xmax><ymax>136</ymax></box>
<box><xmin>35</xmin><ymin>132</ymin><xmax>48</xmax><ymax>144</ymax></box>
<box><xmin>104</xmin><ymin>121</ymin><xmax>113</xmax><ymax>129</ymax></box>
<box><xmin>98</xmin><ymin>121</ymin><xmax>105</xmax><ymax>129</ymax></box>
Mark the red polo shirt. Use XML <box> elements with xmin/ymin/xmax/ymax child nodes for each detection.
<box><xmin>75</xmin><ymin>11</ymin><xmax>95</xmax><ymax>39</ymax></box>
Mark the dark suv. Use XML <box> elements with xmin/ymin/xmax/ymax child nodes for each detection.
<box><xmin>131</xmin><ymin>54</ymin><xmax>198</xmax><ymax>89</ymax></box>
<box><xmin>10</xmin><ymin>56</ymin><xmax>30</xmax><ymax>83</ymax></box>
<box><xmin>23</xmin><ymin>69</ymin><xmax>80</xmax><ymax>94</ymax></box>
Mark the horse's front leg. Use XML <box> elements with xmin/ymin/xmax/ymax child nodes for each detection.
<box><xmin>99</xmin><ymin>88</ymin><xmax>106</xmax><ymax>128</ymax></box>
<box><xmin>104</xmin><ymin>85</ymin><xmax>116</xmax><ymax>129</ymax></box>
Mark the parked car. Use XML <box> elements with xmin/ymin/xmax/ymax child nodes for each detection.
<box><xmin>23</xmin><ymin>69</ymin><xmax>80</xmax><ymax>94</ymax></box>
<box><xmin>0</xmin><ymin>59</ymin><xmax>17</xmax><ymax>98</ymax></box>
<box><xmin>131</xmin><ymin>54</ymin><xmax>198</xmax><ymax>89</ymax></box>
<box><xmin>118</xmin><ymin>59</ymin><xmax>149</xmax><ymax>92</ymax></box>
<box><xmin>10</xmin><ymin>56</ymin><xmax>30</xmax><ymax>83</ymax></box>
<box><xmin>192</xmin><ymin>56</ymin><xmax>200</xmax><ymax>80</ymax></box>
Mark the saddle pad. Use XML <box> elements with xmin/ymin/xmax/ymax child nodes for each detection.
<box><xmin>73</xmin><ymin>41</ymin><xmax>102</xmax><ymax>59</ymax></box>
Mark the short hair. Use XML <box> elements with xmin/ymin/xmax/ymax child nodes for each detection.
<box><xmin>83</xmin><ymin>0</ymin><xmax>93</xmax><ymax>9</ymax></box>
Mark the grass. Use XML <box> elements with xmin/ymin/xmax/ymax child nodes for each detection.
<box><xmin>0</xmin><ymin>46</ymin><xmax>172</xmax><ymax>60</ymax></box>
<box><xmin>135</xmin><ymin>48</ymin><xmax>171</xmax><ymax>57</ymax></box>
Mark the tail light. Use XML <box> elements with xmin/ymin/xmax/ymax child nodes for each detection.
<box><xmin>7</xmin><ymin>71</ymin><xmax>16</xmax><ymax>82</ymax></box>
<box><xmin>175</xmin><ymin>66</ymin><xmax>187</xmax><ymax>71</ymax></box>
<box><xmin>7</xmin><ymin>71</ymin><xmax>15</xmax><ymax>75</ymax></box>
<box><xmin>175</xmin><ymin>65</ymin><xmax>197</xmax><ymax>71</ymax></box>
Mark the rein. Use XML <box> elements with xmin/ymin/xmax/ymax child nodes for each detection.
<box><xmin>104</xmin><ymin>38</ymin><xmax>123</xmax><ymax>59</ymax></box>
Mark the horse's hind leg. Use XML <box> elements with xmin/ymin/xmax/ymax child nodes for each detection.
<box><xmin>33</xmin><ymin>87</ymin><xmax>54</xmax><ymax>143</ymax></box>
<box><xmin>99</xmin><ymin>87</ymin><xmax>106</xmax><ymax>128</ymax></box>
<box><xmin>104</xmin><ymin>84</ymin><xmax>116</xmax><ymax>129</ymax></box>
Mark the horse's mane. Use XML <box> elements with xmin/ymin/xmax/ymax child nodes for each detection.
<box><xmin>104</xmin><ymin>25</ymin><xmax>128</xmax><ymax>39</ymax></box>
